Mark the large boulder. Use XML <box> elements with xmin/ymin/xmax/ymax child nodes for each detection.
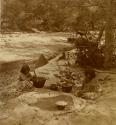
<box><xmin>0</xmin><ymin>90</ymin><xmax>86</xmax><ymax>125</ymax></box>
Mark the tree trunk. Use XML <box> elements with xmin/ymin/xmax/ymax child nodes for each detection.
<box><xmin>0</xmin><ymin>0</ymin><xmax>2</xmax><ymax>32</ymax></box>
<box><xmin>104</xmin><ymin>0</ymin><xmax>114</xmax><ymax>68</ymax></box>
<box><xmin>96</xmin><ymin>26</ymin><xmax>105</xmax><ymax>43</ymax></box>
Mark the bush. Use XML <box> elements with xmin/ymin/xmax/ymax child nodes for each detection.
<box><xmin>75</xmin><ymin>37</ymin><xmax>104</xmax><ymax>68</ymax></box>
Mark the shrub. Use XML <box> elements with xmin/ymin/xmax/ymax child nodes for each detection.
<box><xmin>75</xmin><ymin>37</ymin><xmax>104</xmax><ymax>68</ymax></box>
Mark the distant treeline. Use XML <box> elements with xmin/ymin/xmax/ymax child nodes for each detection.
<box><xmin>1</xmin><ymin>0</ymin><xmax>108</xmax><ymax>32</ymax></box>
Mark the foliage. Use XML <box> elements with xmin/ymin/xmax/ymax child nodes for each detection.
<box><xmin>75</xmin><ymin>36</ymin><xmax>104</xmax><ymax>68</ymax></box>
<box><xmin>1</xmin><ymin>0</ymin><xmax>108</xmax><ymax>32</ymax></box>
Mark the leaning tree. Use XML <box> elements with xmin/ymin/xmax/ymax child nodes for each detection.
<box><xmin>104</xmin><ymin>0</ymin><xmax>116</xmax><ymax>68</ymax></box>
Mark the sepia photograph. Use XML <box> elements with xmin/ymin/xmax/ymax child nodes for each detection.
<box><xmin>0</xmin><ymin>0</ymin><xmax>116</xmax><ymax>125</ymax></box>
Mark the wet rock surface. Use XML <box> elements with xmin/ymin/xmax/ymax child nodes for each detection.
<box><xmin>0</xmin><ymin>55</ymin><xmax>116</xmax><ymax>125</ymax></box>
<box><xmin>0</xmin><ymin>33</ymin><xmax>116</xmax><ymax>125</ymax></box>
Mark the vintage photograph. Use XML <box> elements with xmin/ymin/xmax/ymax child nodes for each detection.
<box><xmin>0</xmin><ymin>0</ymin><xmax>116</xmax><ymax>125</ymax></box>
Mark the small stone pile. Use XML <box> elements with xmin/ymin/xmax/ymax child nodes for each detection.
<box><xmin>51</xmin><ymin>67</ymin><xmax>84</xmax><ymax>94</ymax></box>
<box><xmin>58</xmin><ymin>67</ymin><xmax>82</xmax><ymax>86</ymax></box>
<box><xmin>52</xmin><ymin>67</ymin><xmax>103</xmax><ymax>100</ymax></box>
